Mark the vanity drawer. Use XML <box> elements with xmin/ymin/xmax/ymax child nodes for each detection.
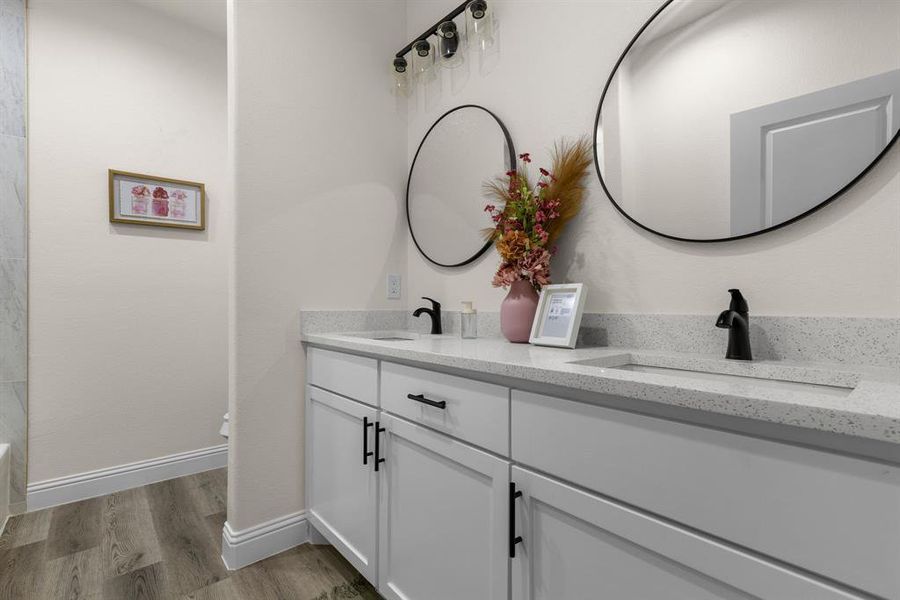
<box><xmin>381</xmin><ymin>362</ymin><xmax>509</xmax><ymax>456</ymax></box>
<box><xmin>307</xmin><ymin>347</ymin><xmax>378</xmax><ymax>406</ymax></box>
<box><xmin>511</xmin><ymin>390</ymin><xmax>900</xmax><ymax>599</ymax></box>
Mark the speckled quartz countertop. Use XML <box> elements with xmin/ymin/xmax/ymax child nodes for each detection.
<box><xmin>302</xmin><ymin>331</ymin><xmax>900</xmax><ymax>445</ymax></box>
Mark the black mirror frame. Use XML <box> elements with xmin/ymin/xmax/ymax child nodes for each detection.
<box><xmin>407</xmin><ymin>104</ymin><xmax>516</xmax><ymax>267</ymax></box>
<box><xmin>592</xmin><ymin>0</ymin><xmax>900</xmax><ymax>243</ymax></box>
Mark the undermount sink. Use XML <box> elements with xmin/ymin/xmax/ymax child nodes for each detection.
<box><xmin>570</xmin><ymin>356</ymin><xmax>857</xmax><ymax>397</ymax></box>
<box><xmin>346</xmin><ymin>331</ymin><xmax>420</xmax><ymax>342</ymax></box>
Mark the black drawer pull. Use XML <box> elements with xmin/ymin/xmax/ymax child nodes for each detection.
<box><xmin>407</xmin><ymin>393</ymin><xmax>446</xmax><ymax>409</ymax></box>
<box><xmin>374</xmin><ymin>421</ymin><xmax>386</xmax><ymax>472</ymax></box>
<box><xmin>363</xmin><ymin>416</ymin><xmax>374</xmax><ymax>466</ymax></box>
<box><xmin>510</xmin><ymin>482</ymin><xmax>523</xmax><ymax>558</ymax></box>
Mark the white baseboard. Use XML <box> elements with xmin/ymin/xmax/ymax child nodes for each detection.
<box><xmin>26</xmin><ymin>444</ymin><xmax>228</xmax><ymax>511</ymax></box>
<box><xmin>221</xmin><ymin>510</ymin><xmax>309</xmax><ymax>570</ymax></box>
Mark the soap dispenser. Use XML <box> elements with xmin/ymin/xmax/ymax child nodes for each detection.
<box><xmin>460</xmin><ymin>301</ymin><xmax>477</xmax><ymax>339</ymax></box>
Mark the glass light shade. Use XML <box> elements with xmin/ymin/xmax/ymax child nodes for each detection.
<box><xmin>437</xmin><ymin>20</ymin><xmax>464</xmax><ymax>69</ymax></box>
<box><xmin>466</xmin><ymin>0</ymin><xmax>494</xmax><ymax>51</ymax></box>
<box><xmin>392</xmin><ymin>57</ymin><xmax>409</xmax><ymax>96</ymax></box>
<box><xmin>411</xmin><ymin>38</ymin><xmax>435</xmax><ymax>80</ymax></box>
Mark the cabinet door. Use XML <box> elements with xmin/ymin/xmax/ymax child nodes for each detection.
<box><xmin>511</xmin><ymin>466</ymin><xmax>864</xmax><ymax>600</ymax></box>
<box><xmin>306</xmin><ymin>385</ymin><xmax>378</xmax><ymax>583</ymax></box>
<box><xmin>378</xmin><ymin>415</ymin><xmax>509</xmax><ymax>600</ymax></box>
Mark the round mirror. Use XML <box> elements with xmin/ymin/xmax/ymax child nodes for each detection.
<box><xmin>595</xmin><ymin>0</ymin><xmax>900</xmax><ymax>242</ymax></box>
<box><xmin>408</xmin><ymin>105</ymin><xmax>514</xmax><ymax>266</ymax></box>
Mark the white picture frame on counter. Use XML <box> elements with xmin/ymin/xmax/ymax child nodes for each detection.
<box><xmin>529</xmin><ymin>283</ymin><xmax>586</xmax><ymax>348</ymax></box>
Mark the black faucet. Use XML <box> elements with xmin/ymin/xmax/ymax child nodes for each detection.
<box><xmin>413</xmin><ymin>297</ymin><xmax>442</xmax><ymax>335</ymax></box>
<box><xmin>716</xmin><ymin>289</ymin><xmax>752</xmax><ymax>361</ymax></box>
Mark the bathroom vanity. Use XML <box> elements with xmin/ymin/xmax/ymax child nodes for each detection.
<box><xmin>302</xmin><ymin>333</ymin><xmax>900</xmax><ymax>600</ymax></box>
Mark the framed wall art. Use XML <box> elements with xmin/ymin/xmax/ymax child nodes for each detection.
<box><xmin>109</xmin><ymin>169</ymin><xmax>206</xmax><ymax>230</ymax></box>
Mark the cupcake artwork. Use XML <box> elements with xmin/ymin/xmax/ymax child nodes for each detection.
<box><xmin>130</xmin><ymin>185</ymin><xmax>151</xmax><ymax>215</ymax></box>
<box><xmin>110</xmin><ymin>170</ymin><xmax>206</xmax><ymax>230</ymax></box>
<box><xmin>169</xmin><ymin>189</ymin><xmax>188</xmax><ymax>219</ymax></box>
<box><xmin>151</xmin><ymin>187</ymin><xmax>169</xmax><ymax>217</ymax></box>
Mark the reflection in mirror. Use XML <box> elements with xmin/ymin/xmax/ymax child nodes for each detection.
<box><xmin>596</xmin><ymin>0</ymin><xmax>900</xmax><ymax>241</ymax></box>
<box><xmin>408</xmin><ymin>105</ymin><xmax>514</xmax><ymax>266</ymax></box>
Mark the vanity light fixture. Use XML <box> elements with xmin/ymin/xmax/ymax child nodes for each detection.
<box><xmin>393</xmin><ymin>0</ymin><xmax>497</xmax><ymax>84</ymax></box>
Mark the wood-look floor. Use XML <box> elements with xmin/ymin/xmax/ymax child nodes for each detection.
<box><xmin>0</xmin><ymin>469</ymin><xmax>380</xmax><ymax>600</ymax></box>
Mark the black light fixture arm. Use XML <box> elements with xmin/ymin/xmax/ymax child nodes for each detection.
<box><xmin>395</xmin><ymin>0</ymin><xmax>470</xmax><ymax>59</ymax></box>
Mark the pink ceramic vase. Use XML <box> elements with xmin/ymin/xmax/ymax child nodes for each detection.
<box><xmin>500</xmin><ymin>280</ymin><xmax>539</xmax><ymax>343</ymax></box>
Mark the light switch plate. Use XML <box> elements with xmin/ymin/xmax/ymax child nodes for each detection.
<box><xmin>387</xmin><ymin>274</ymin><xmax>402</xmax><ymax>299</ymax></box>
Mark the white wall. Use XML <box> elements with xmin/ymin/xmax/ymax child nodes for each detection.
<box><xmin>406</xmin><ymin>0</ymin><xmax>900</xmax><ymax>318</ymax></box>
<box><xmin>27</xmin><ymin>1</ymin><xmax>228</xmax><ymax>484</ymax></box>
<box><xmin>228</xmin><ymin>0</ymin><xmax>406</xmax><ymax>530</ymax></box>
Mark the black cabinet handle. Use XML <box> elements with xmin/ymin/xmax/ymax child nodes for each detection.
<box><xmin>374</xmin><ymin>421</ymin><xmax>386</xmax><ymax>472</ymax></box>
<box><xmin>363</xmin><ymin>416</ymin><xmax>374</xmax><ymax>465</ymax></box>
<box><xmin>407</xmin><ymin>393</ymin><xmax>446</xmax><ymax>409</ymax></box>
<box><xmin>509</xmin><ymin>482</ymin><xmax>523</xmax><ymax>558</ymax></box>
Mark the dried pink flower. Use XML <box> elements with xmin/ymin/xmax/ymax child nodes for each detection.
<box><xmin>486</xmin><ymin>147</ymin><xmax>584</xmax><ymax>290</ymax></box>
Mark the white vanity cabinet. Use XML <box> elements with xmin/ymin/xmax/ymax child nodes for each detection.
<box><xmin>305</xmin><ymin>384</ymin><xmax>379</xmax><ymax>582</ymax></box>
<box><xmin>305</xmin><ymin>346</ymin><xmax>893</xmax><ymax>600</ymax></box>
<box><xmin>306</xmin><ymin>350</ymin><xmax>511</xmax><ymax>600</ymax></box>
<box><xmin>377</xmin><ymin>414</ymin><xmax>509</xmax><ymax>600</ymax></box>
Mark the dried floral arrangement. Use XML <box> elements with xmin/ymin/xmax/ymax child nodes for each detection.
<box><xmin>483</xmin><ymin>137</ymin><xmax>593</xmax><ymax>289</ymax></box>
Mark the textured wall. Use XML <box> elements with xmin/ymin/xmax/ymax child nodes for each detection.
<box><xmin>0</xmin><ymin>0</ymin><xmax>26</xmax><ymax>508</ymax></box>
<box><xmin>228</xmin><ymin>0</ymin><xmax>407</xmax><ymax>530</ymax></box>
<box><xmin>27</xmin><ymin>1</ymin><xmax>228</xmax><ymax>487</ymax></box>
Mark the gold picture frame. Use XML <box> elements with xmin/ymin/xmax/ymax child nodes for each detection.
<box><xmin>109</xmin><ymin>169</ymin><xmax>206</xmax><ymax>230</ymax></box>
